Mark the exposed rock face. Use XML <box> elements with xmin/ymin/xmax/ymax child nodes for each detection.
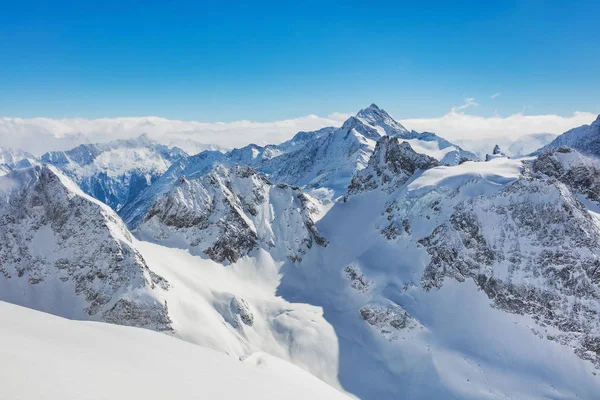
<box><xmin>485</xmin><ymin>144</ymin><xmax>506</xmax><ymax>161</ymax></box>
<box><xmin>344</xmin><ymin>265</ymin><xmax>372</xmax><ymax>293</ymax></box>
<box><xmin>41</xmin><ymin>134</ymin><xmax>187</xmax><ymax>211</ymax></box>
<box><xmin>533</xmin><ymin>147</ymin><xmax>600</xmax><ymax>202</ymax></box>
<box><xmin>348</xmin><ymin>136</ymin><xmax>439</xmax><ymax>195</ymax></box>
<box><xmin>360</xmin><ymin>303</ymin><xmax>420</xmax><ymax>341</ymax></box>
<box><xmin>137</xmin><ymin>164</ymin><xmax>327</xmax><ymax>264</ymax></box>
<box><xmin>418</xmin><ymin>176</ymin><xmax>600</xmax><ymax>366</ymax></box>
<box><xmin>231</xmin><ymin>296</ymin><xmax>254</xmax><ymax>327</ymax></box>
<box><xmin>0</xmin><ymin>165</ymin><xmax>171</xmax><ymax>330</ymax></box>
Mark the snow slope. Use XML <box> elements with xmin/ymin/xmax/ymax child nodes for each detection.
<box><xmin>134</xmin><ymin>240</ymin><xmax>345</xmax><ymax>390</ymax></box>
<box><xmin>0</xmin><ymin>301</ymin><xmax>351</xmax><ymax>400</ymax></box>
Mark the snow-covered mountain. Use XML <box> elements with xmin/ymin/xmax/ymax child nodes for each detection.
<box><xmin>0</xmin><ymin>301</ymin><xmax>351</xmax><ymax>400</ymax></box>
<box><xmin>5</xmin><ymin>105</ymin><xmax>600</xmax><ymax>400</ymax></box>
<box><xmin>274</xmin><ymin>144</ymin><xmax>600</xmax><ymax>398</ymax></box>
<box><xmin>536</xmin><ymin>114</ymin><xmax>600</xmax><ymax>156</ymax></box>
<box><xmin>136</xmin><ymin>164</ymin><xmax>327</xmax><ymax>263</ymax></box>
<box><xmin>0</xmin><ymin>164</ymin><xmax>349</xmax><ymax>393</ymax></box>
<box><xmin>0</xmin><ymin>165</ymin><xmax>170</xmax><ymax>329</ymax></box>
<box><xmin>0</xmin><ymin>146</ymin><xmax>38</xmax><ymax>168</ymax></box>
<box><xmin>40</xmin><ymin>134</ymin><xmax>187</xmax><ymax>211</ymax></box>
<box><xmin>121</xmin><ymin>104</ymin><xmax>476</xmax><ymax>226</ymax></box>
<box><xmin>162</xmin><ymin>137</ymin><xmax>229</xmax><ymax>155</ymax></box>
<box><xmin>263</xmin><ymin>104</ymin><xmax>476</xmax><ymax>199</ymax></box>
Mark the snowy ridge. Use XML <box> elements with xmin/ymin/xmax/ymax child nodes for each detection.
<box><xmin>41</xmin><ymin>134</ymin><xmax>187</xmax><ymax>211</ymax></box>
<box><xmin>535</xmin><ymin>114</ymin><xmax>600</xmax><ymax>156</ymax></box>
<box><xmin>0</xmin><ymin>165</ymin><xmax>170</xmax><ymax>329</ymax></box>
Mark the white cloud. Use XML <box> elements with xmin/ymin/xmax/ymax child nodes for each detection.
<box><xmin>491</xmin><ymin>93</ymin><xmax>501</xmax><ymax>99</ymax></box>
<box><xmin>0</xmin><ymin>107</ymin><xmax>597</xmax><ymax>158</ymax></box>
<box><xmin>452</xmin><ymin>97</ymin><xmax>478</xmax><ymax>113</ymax></box>
<box><xmin>401</xmin><ymin>110</ymin><xmax>598</xmax><ymax>156</ymax></box>
<box><xmin>0</xmin><ymin>114</ymin><xmax>348</xmax><ymax>156</ymax></box>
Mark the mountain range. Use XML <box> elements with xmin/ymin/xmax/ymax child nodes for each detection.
<box><xmin>2</xmin><ymin>104</ymin><xmax>600</xmax><ymax>399</ymax></box>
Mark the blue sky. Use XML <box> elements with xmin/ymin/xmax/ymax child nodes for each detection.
<box><xmin>1</xmin><ymin>0</ymin><xmax>599</xmax><ymax>121</ymax></box>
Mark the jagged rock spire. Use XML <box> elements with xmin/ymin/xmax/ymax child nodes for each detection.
<box><xmin>486</xmin><ymin>144</ymin><xmax>506</xmax><ymax>161</ymax></box>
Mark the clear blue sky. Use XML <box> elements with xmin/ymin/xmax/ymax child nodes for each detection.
<box><xmin>1</xmin><ymin>0</ymin><xmax>599</xmax><ymax>121</ymax></box>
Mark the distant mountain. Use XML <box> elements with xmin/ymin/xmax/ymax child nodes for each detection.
<box><xmin>41</xmin><ymin>134</ymin><xmax>187</xmax><ymax>211</ymax></box>
<box><xmin>507</xmin><ymin>132</ymin><xmax>557</xmax><ymax>156</ymax></box>
<box><xmin>0</xmin><ymin>165</ymin><xmax>170</xmax><ymax>329</ymax></box>
<box><xmin>0</xmin><ymin>146</ymin><xmax>38</xmax><ymax>168</ymax></box>
<box><xmin>535</xmin><ymin>114</ymin><xmax>600</xmax><ymax>156</ymax></box>
<box><xmin>162</xmin><ymin>137</ymin><xmax>229</xmax><ymax>155</ymax></box>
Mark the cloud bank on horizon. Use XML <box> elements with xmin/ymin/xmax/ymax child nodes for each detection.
<box><xmin>1</xmin><ymin>104</ymin><xmax>597</xmax><ymax>156</ymax></box>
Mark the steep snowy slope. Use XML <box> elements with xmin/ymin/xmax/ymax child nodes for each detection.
<box><xmin>274</xmin><ymin>150</ymin><xmax>600</xmax><ymax>399</ymax></box>
<box><xmin>135</xmin><ymin>164</ymin><xmax>327</xmax><ymax>263</ymax></box>
<box><xmin>134</xmin><ymin>240</ymin><xmax>345</xmax><ymax>391</ymax></box>
<box><xmin>41</xmin><ymin>134</ymin><xmax>187</xmax><ymax>211</ymax></box>
<box><xmin>0</xmin><ymin>301</ymin><xmax>351</xmax><ymax>400</ymax></box>
<box><xmin>0</xmin><ymin>146</ymin><xmax>38</xmax><ymax>168</ymax></box>
<box><xmin>536</xmin><ymin>114</ymin><xmax>600</xmax><ymax>156</ymax></box>
<box><xmin>0</xmin><ymin>165</ymin><xmax>170</xmax><ymax>329</ymax></box>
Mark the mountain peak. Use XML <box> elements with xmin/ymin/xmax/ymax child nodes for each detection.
<box><xmin>356</xmin><ymin>103</ymin><xmax>387</xmax><ymax>119</ymax></box>
<box><xmin>355</xmin><ymin>104</ymin><xmax>409</xmax><ymax>135</ymax></box>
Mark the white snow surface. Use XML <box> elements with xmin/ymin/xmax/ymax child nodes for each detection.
<box><xmin>0</xmin><ymin>301</ymin><xmax>351</xmax><ymax>400</ymax></box>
